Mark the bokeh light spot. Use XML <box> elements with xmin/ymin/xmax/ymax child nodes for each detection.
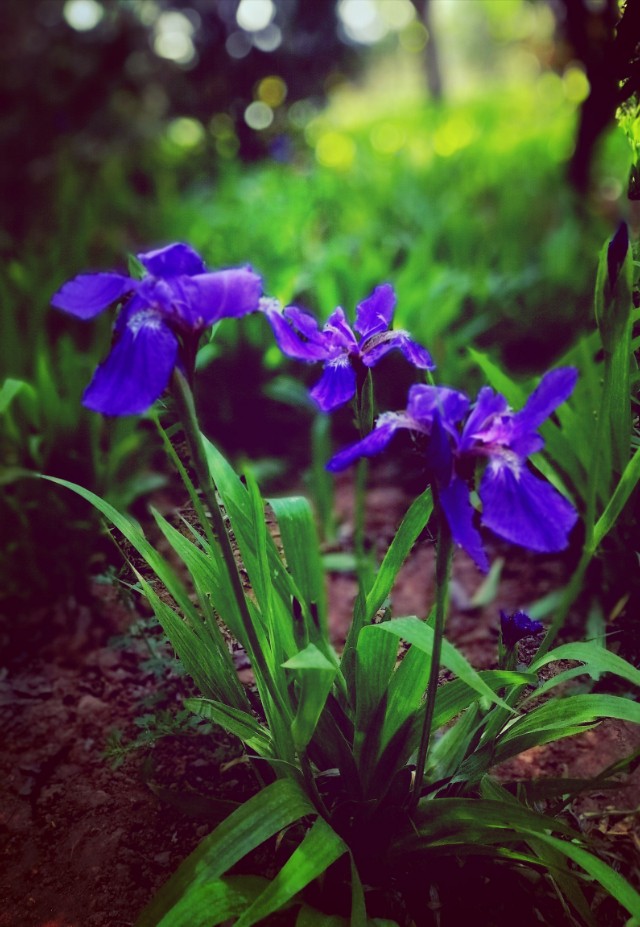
<box><xmin>63</xmin><ymin>0</ymin><xmax>104</xmax><ymax>31</ymax></box>
<box><xmin>370</xmin><ymin>122</ymin><xmax>406</xmax><ymax>155</ymax></box>
<box><xmin>399</xmin><ymin>20</ymin><xmax>428</xmax><ymax>53</ymax></box>
<box><xmin>433</xmin><ymin>117</ymin><xmax>477</xmax><ymax>157</ymax></box>
<box><xmin>315</xmin><ymin>131</ymin><xmax>356</xmax><ymax>170</ymax></box>
<box><xmin>563</xmin><ymin>65</ymin><xmax>590</xmax><ymax>104</ymax></box>
<box><xmin>257</xmin><ymin>76</ymin><xmax>287</xmax><ymax>108</ymax></box>
<box><xmin>154</xmin><ymin>11</ymin><xmax>196</xmax><ymax>65</ymax></box>
<box><xmin>245</xmin><ymin>101</ymin><xmax>274</xmax><ymax>130</ymax></box>
<box><xmin>338</xmin><ymin>0</ymin><xmax>387</xmax><ymax>44</ymax></box>
<box><xmin>252</xmin><ymin>23</ymin><xmax>282</xmax><ymax>52</ymax></box>
<box><xmin>167</xmin><ymin>117</ymin><xmax>205</xmax><ymax>148</ymax></box>
<box><xmin>236</xmin><ymin>0</ymin><xmax>275</xmax><ymax>32</ymax></box>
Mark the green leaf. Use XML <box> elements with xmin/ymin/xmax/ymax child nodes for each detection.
<box><xmin>592</xmin><ymin>445</ymin><xmax>640</xmax><ymax>549</ymax></box>
<box><xmin>184</xmin><ymin>698</ymin><xmax>273</xmax><ymax>756</ymax></box>
<box><xmin>283</xmin><ymin>643</ymin><xmax>338</xmax><ymax>750</ymax></box>
<box><xmin>376</xmin><ymin>617</ymin><xmax>515</xmax><ymax>713</ymax></box>
<box><xmin>234</xmin><ymin>817</ymin><xmax>347</xmax><ymax>927</ymax></box>
<box><xmin>0</xmin><ymin>377</ymin><xmax>36</xmax><ymax>415</ymax></box>
<box><xmin>529</xmin><ymin>641</ymin><xmax>640</xmax><ymax>689</ymax></box>
<box><xmin>354</xmin><ymin>625</ymin><xmax>399</xmax><ymax>760</ymax></box>
<box><xmin>269</xmin><ymin>494</ymin><xmax>328</xmax><ymax>636</ymax></box>
<box><xmin>155</xmin><ymin>875</ymin><xmax>270</xmax><ymax>927</ymax></box>
<box><xmin>501</xmin><ymin>694</ymin><xmax>640</xmax><ymax>743</ymax></box>
<box><xmin>136</xmin><ymin>778</ymin><xmax>315</xmax><ymax>927</ymax></box>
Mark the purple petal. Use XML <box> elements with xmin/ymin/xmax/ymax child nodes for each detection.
<box><xmin>188</xmin><ymin>268</ymin><xmax>262</xmax><ymax>326</ymax></box>
<box><xmin>362</xmin><ymin>330</ymin><xmax>434</xmax><ymax>370</ymax></box>
<box><xmin>406</xmin><ymin>385</ymin><xmax>469</xmax><ymax>433</ymax></box>
<box><xmin>138</xmin><ymin>243</ymin><xmax>207</xmax><ymax>278</ymax></box>
<box><xmin>263</xmin><ymin>305</ymin><xmax>329</xmax><ymax>361</ymax></box>
<box><xmin>354</xmin><ymin>284</ymin><xmax>396</xmax><ymax>339</ymax></box>
<box><xmin>326</xmin><ymin>415</ymin><xmax>407</xmax><ymax>472</ymax></box>
<box><xmin>479</xmin><ymin>463</ymin><xmax>578</xmax><ymax>553</ymax></box>
<box><xmin>83</xmin><ymin>314</ymin><xmax>178</xmax><ymax>416</ymax></box>
<box><xmin>514</xmin><ymin>368</ymin><xmax>578</xmax><ymax>434</ymax></box>
<box><xmin>310</xmin><ymin>359</ymin><xmax>356</xmax><ymax>411</ymax></box>
<box><xmin>461</xmin><ymin>387</ymin><xmax>509</xmax><ymax>450</ymax></box>
<box><xmin>284</xmin><ymin>306</ymin><xmax>327</xmax><ymax>345</ymax></box>
<box><xmin>323</xmin><ymin>307</ymin><xmax>358</xmax><ymax>354</ymax></box>
<box><xmin>439</xmin><ymin>477</ymin><xmax>489</xmax><ymax>572</ymax></box>
<box><xmin>51</xmin><ymin>273</ymin><xmax>134</xmax><ymax>320</ymax></box>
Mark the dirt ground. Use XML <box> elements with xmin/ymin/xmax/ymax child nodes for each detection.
<box><xmin>1</xmin><ymin>469</ymin><xmax>639</xmax><ymax>927</ymax></box>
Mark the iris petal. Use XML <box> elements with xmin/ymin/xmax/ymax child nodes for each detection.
<box><xmin>138</xmin><ymin>243</ymin><xmax>207</xmax><ymax>277</ymax></box>
<box><xmin>51</xmin><ymin>273</ymin><xmax>133</xmax><ymax>320</ymax></box>
<box><xmin>354</xmin><ymin>284</ymin><xmax>396</xmax><ymax>339</ymax></box>
<box><xmin>480</xmin><ymin>463</ymin><xmax>577</xmax><ymax>553</ymax></box>
<box><xmin>189</xmin><ymin>268</ymin><xmax>262</xmax><ymax>326</ymax></box>
<box><xmin>513</xmin><ymin>368</ymin><xmax>578</xmax><ymax>434</ymax></box>
<box><xmin>310</xmin><ymin>359</ymin><xmax>357</xmax><ymax>411</ymax></box>
<box><xmin>263</xmin><ymin>305</ymin><xmax>329</xmax><ymax>361</ymax></box>
<box><xmin>406</xmin><ymin>385</ymin><xmax>469</xmax><ymax>433</ymax></box>
<box><xmin>439</xmin><ymin>476</ymin><xmax>489</xmax><ymax>572</ymax></box>
<box><xmin>83</xmin><ymin>314</ymin><xmax>178</xmax><ymax>416</ymax></box>
<box><xmin>326</xmin><ymin>416</ymin><xmax>406</xmax><ymax>472</ymax></box>
<box><xmin>362</xmin><ymin>331</ymin><xmax>434</xmax><ymax>370</ymax></box>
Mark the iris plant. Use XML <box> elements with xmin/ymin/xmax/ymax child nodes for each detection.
<box><xmin>262</xmin><ymin>284</ymin><xmax>434</xmax><ymax>412</ymax></box>
<box><xmin>328</xmin><ymin>369</ymin><xmax>579</xmax><ymax>571</ymax></box>
<box><xmin>52</xmin><ymin>243</ymin><xmax>262</xmax><ymax>415</ymax></box>
<box><xmin>500</xmin><ymin>610</ymin><xmax>544</xmax><ymax>650</ymax></box>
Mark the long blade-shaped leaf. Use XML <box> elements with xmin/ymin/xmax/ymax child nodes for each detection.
<box><xmin>155</xmin><ymin>875</ymin><xmax>269</xmax><ymax>927</ymax></box>
<box><xmin>184</xmin><ymin>697</ymin><xmax>273</xmax><ymax>756</ymax></box>
<box><xmin>136</xmin><ymin>778</ymin><xmax>314</xmax><ymax>927</ymax></box>
<box><xmin>234</xmin><ymin>817</ymin><xmax>347</xmax><ymax>927</ymax></box>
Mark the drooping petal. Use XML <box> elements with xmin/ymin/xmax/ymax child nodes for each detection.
<box><xmin>326</xmin><ymin>414</ymin><xmax>409</xmax><ymax>472</ymax></box>
<box><xmin>83</xmin><ymin>313</ymin><xmax>178</xmax><ymax>416</ymax></box>
<box><xmin>439</xmin><ymin>476</ymin><xmax>489</xmax><ymax>572</ymax></box>
<box><xmin>354</xmin><ymin>284</ymin><xmax>396</xmax><ymax>339</ymax></box>
<box><xmin>188</xmin><ymin>267</ymin><xmax>263</xmax><ymax>326</ymax></box>
<box><xmin>406</xmin><ymin>385</ymin><xmax>469</xmax><ymax>434</ymax></box>
<box><xmin>513</xmin><ymin>367</ymin><xmax>578</xmax><ymax>434</ymax></box>
<box><xmin>361</xmin><ymin>330</ymin><xmax>434</xmax><ymax>370</ymax></box>
<box><xmin>51</xmin><ymin>273</ymin><xmax>134</xmax><ymax>320</ymax></box>
<box><xmin>138</xmin><ymin>243</ymin><xmax>207</xmax><ymax>278</ymax></box>
<box><xmin>309</xmin><ymin>358</ymin><xmax>357</xmax><ymax>411</ymax></box>
<box><xmin>479</xmin><ymin>462</ymin><xmax>578</xmax><ymax>553</ymax></box>
<box><xmin>284</xmin><ymin>306</ymin><xmax>328</xmax><ymax>345</ymax></box>
<box><xmin>262</xmin><ymin>305</ymin><xmax>329</xmax><ymax>361</ymax></box>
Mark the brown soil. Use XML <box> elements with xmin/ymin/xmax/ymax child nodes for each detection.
<box><xmin>1</xmin><ymin>471</ymin><xmax>639</xmax><ymax>927</ymax></box>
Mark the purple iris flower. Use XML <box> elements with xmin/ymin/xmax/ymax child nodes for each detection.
<box><xmin>327</xmin><ymin>368</ymin><xmax>579</xmax><ymax>571</ymax></box>
<box><xmin>51</xmin><ymin>243</ymin><xmax>262</xmax><ymax>416</ymax></box>
<box><xmin>500</xmin><ymin>610</ymin><xmax>544</xmax><ymax>650</ymax></box>
<box><xmin>261</xmin><ymin>284</ymin><xmax>434</xmax><ymax>412</ymax></box>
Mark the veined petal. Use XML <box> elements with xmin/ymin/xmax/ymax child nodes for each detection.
<box><xmin>362</xmin><ymin>330</ymin><xmax>434</xmax><ymax>370</ymax></box>
<box><xmin>83</xmin><ymin>313</ymin><xmax>178</xmax><ymax>416</ymax></box>
<box><xmin>354</xmin><ymin>284</ymin><xmax>396</xmax><ymax>339</ymax></box>
<box><xmin>284</xmin><ymin>306</ymin><xmax>327</xmax><ymax>345</ymax></box>
<box><xmin>138</xmin><ymin>243</ymin><xmax>206</xmax><ymax>277</ymax></box>
<box><xmin>51</xmin><ymin>273</ymin><xmax>134</xmax><ymax>320</ymax></box>
<box><xmin>310</xmin><ymin>358</ymin><xmax>356</xmax><ymax>411</ymax></box>
<box><xmin>263</xmin><ymin>305</ymin><xmax>329</xmax><ymax>361</ymax></box>
<box><xmin>326</xmin><ymin>414</ymin><xmax>408</xmax><ymax>472</ymax></box>
<box><xmin>189</xmin><ymin>267</ymin><xmax>262</xmax><ymax>326</ymax></box>
<box><xmin>479</xmin><ymin>463</ymin><xmax>577</xmax><ymax>553</ymax></box>
<box><xmin>323</xmin><ymin>307</ymin><xmax>358</xmax><ymax>354</ymax></box>
<box><xmin>513</xmin><ymin>367</ymin><xmax>578</xmax><ymax>434</ymax></box>
<box><xmin>439</xmin><ymin>476</ymin><xmax>489</xmax><ymax>572</ymax></box>
<box><xmin>461</xmin><ymin>387</ymin><xmax>509</xmax><ymax>450</ymax></box>
<box><xmin>406</xmin><ymin>385</ymin><xmax>469</xmax><ymax>433</ymax></box>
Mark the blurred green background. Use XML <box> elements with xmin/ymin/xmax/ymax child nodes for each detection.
<box><xmin>1</xmin><ymin>0</ymin><xmax>636</xmax><ymax>618</ymax></box>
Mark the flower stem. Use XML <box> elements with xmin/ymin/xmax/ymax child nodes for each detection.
<box><xmin>170</xmin><ymin>369</ymin><xmax>289</xmax><ymax>720</ymax></box>
<box><xmin>409</xmin><ymin>508</ymin><xmax>453</xmax><ymax>812</ymax></box>
<box><xmin>353</xmin><ymin>369</ymin><xmax>374</xmax><ymax>592</ymax></box>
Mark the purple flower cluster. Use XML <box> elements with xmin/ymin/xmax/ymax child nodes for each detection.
<box><xmin>261</xmin><ymin>284</ymin><xmax>434</xmax><ymax>412</ymax></box>
<box><xmin>52</xmin><ymin>243</ymin><xmax>262</xmax><ymax>416</ymax></box>
<box><xmin>327</xmin><ymin>370</ymin><xmax>578</xmax><ymax>570</ymax></box>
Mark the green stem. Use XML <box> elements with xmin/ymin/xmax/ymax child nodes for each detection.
<box><xmin>170</xmin><ymin>369</ymin><xmax>289</xmax><ymax>720</ymax></box>
<box><xmin>353</xmin><ymin>369</ymin><xmax>374</xmax><ymax>593</ymax></box>
<box><xmin>410</xmin><ymin>509</ymin><xmax>453</xmax><ymax>812</ymax></box>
